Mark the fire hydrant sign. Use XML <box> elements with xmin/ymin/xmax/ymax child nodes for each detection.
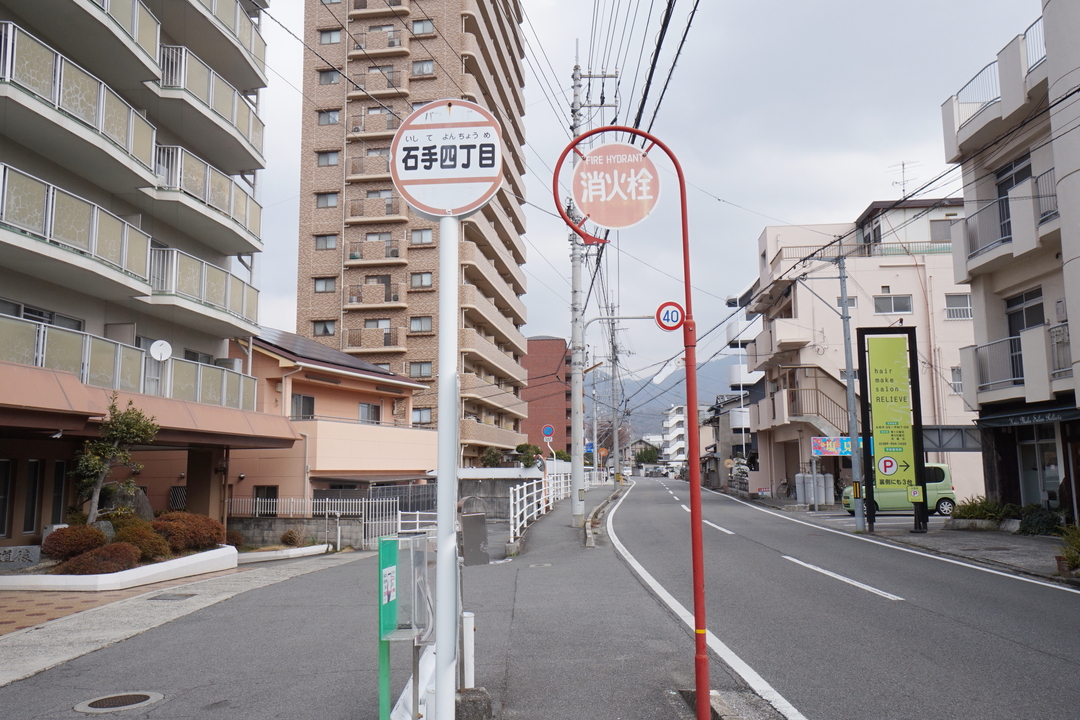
<box><xmin>866</xmin><ymin>335</ymin><xmax>917</xmax><ymax>494</ymax></box>
<box><xmin>572</xmin><ymin>142</ymin><xmax>660</xmax><ymax>229</ymax></box>
<box><xmin>390</xmin><ymin>99</ymin><xmax>503</xmax><ymax>218</ymax></box>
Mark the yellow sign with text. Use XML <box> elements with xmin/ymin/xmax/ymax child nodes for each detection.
<box><xmin>866</xmin><ymin>336</ymin><xmax>917</xmax><ymax>496</ymax></box>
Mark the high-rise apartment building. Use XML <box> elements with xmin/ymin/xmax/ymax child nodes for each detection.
<box><xmin>0</xmin><ymin>0</ymin><xmax>297</xmax><ymax>548</ymax></box>
<box><xmin>297</xmin><ymin>0</ymin><xmax>528</xmax><ymax>464</ymax></box>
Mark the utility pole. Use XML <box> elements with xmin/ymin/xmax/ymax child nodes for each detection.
<box><xmin>838</xmin><ymin>241</ymin><xmax>866</xmax><ymax>532</ymax></box>
<box><xmin>569</xmin><ymin>53</ymin><xmax>617</xmax><ymax>526</ymax></box>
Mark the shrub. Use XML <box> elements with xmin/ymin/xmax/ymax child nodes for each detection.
<box><xmin>41</xmin><ymin>525</ymin><xmax>107</xmax><ymax>560</ymax></box>
<box><xmin>951</xmin><ymin>496</ymin><xmax>1006</xmax><ymax>521</ymax></box>
<box><xmin>1002</xmin><ymin>503</ymin><xmax>1023</xmax><ymax>520</ymax></box>
<box><xmin>280</xmin><ymin>529</ymin><xmax>303</xmax><ymax>547</ymax></box>
<box><xmin>1060</xmin><ymin>525</ymin><xmax>1080</xmax><ymax>570</ymax></box>
<box><xmin>1016</xmin><ymin>504</ymin><xmax>1065</xmax><ymax>536</ymax></box>
<box><xmin>54</xmin><ymin>543</ymin><xmax>141</xmax><ymax>575</ymax></box>
<box><xmin>225</xmin><ymin>530</ymin><xmax>245</xmax><ymax>548</ymax></box>
<box><xmin>65</xmin><ymin>509</ymin><xmax>88</xmax><ymax>525</ymax></box>
<box><xmin>113</xmin><ymin>520</ymin><xmax>171</xmax><ymax>562</ymax></box>
<box><xmin>152</xmin><ymin>512</ymin><xmax>225</xmax><ymax>553</ymax></box>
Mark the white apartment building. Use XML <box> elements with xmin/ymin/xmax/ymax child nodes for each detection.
<box><xmin>662</xmin><ymin>405</ymin><xmax>687</xmax><ymax>467</ymax></box>
<box><xmin>745</xmin><ymin>199</ymin><xmax>984</xmax><ymax>502</ymax></box>
<box><xmin>0</xmin><ymin>0</ymin><xmax>298</xmax><ymax>547</ymax></box>
<box><xmin>942</xmin><ymin>4</ymin><xmax>1079</xmax><ymax>520</ymax></box>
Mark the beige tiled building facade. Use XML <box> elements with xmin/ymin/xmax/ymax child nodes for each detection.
<box><xmin>297</xmin><ymin>0</ymin><xmax>528</xmax><ymax>464</ymax></box>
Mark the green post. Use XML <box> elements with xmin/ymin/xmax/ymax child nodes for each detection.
<box><xmin>378</xmin><ymin>537</ymin><xmax>398</xmax><ymax>720</ymax></box>
<box><xmin>379</xmin><ymin>639</ymin><xmax>391</xmax><ymax>720</ymax></box>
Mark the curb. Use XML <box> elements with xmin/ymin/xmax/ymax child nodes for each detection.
<box><xmin>584</xmin><ymin>485</ymin><xmax>625</xmax><ymax>548</ymax></box>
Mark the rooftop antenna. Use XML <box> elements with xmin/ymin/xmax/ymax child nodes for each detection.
<box><xmin>888</xmin><ymin>161</ymin><xmax>922</xmax><ymax>196</ymax></box>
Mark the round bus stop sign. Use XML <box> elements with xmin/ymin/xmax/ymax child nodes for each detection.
<box><xmin>390</xmin><ymin>99</ymin><xmax>503</xmax><ymax>219</ymax></box>
<box><xmin>571</xmin><ymin>142</ymin><xmax>660</xmax><ymax>229</ymax></box>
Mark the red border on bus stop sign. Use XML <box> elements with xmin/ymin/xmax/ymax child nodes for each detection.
<box><xmin>655</xmin><ymin>302</ymin><xmax>685</xmax><ymax>332</ymax></box>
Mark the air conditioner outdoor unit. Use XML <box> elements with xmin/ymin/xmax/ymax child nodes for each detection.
<box><xmin>351</xmin><ymin>126</ymin><xmax>361</xmax><ymax>133</ymax></box>
<box><xmin>391</xmin><ymin>294</ymin><xmax>400</xmax><ymax>302</ymax></box>
<box><xmin>214</xmin><ymin>358</ymin><xmax>243</xmax><ymax>373</ymax></box>
<box><xmin>388</xmin><ymin>248</ymin><xmax>399</xmax><ymax>257</ymax></box>
<box><xmin>349</xmin><ymin>296</ymin><xmax>359</xmax><ymax>304</ymax></box>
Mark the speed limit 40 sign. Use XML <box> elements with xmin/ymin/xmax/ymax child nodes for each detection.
<box><xmin>655</xmin><ymin>302</ymin><xmax>685</xmax><ymax>332</ymax></box>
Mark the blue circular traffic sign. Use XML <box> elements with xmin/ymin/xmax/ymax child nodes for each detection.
<box><xmin>542</xmin><ymin>425</ymin><xmax>555</xmax><ymax>437</ymax></box>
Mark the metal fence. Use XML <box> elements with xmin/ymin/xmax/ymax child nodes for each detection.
<box><xmin>509</xmin><ymin>470</ymin><xmax>606</xmax><ymax>542</ymax></box>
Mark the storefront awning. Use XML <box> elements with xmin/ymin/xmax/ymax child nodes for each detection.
<box><xmin>976</xmin><ymin>405</ymin><xmax>1080</xmax><ymax>428</ymax></box>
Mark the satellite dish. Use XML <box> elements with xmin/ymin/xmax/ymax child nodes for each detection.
<box><xmin>149</xmin><ymin>340</ymin><xmax>172</xmax><ymax>362</ymax></box>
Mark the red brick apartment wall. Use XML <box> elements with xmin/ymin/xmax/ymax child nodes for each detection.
<box><xmin>521</xmin><ymin>338</ymin><xmax>571</xmax><ymax>453</ymax></box>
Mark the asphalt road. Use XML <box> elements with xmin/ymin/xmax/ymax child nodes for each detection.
<box><xmin>611</xmin><ymin>477</ymin><xmax>1080</xmax><ymax>720</ymax></box>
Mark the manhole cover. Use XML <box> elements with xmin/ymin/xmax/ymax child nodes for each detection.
<box><xmin>150</xmin><ymin>593</ymin><xmax>194</xmax><ymax>601</ymax></box>
<box><xmin>75</xmin><ymin>692</ymin><xmax>163</xmax><ymax>714</ymax></box>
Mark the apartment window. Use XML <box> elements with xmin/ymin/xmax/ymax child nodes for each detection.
<box><xmin>321</xmin><ymin>0</ymin><xmax>341</xmax><ymax>4</ymax></box>
<box><xmin>313</xmin><ymin>320</ymin><xmax>336</xmax><ymax>336</ymax></box>
<box><xmin>370</xmin><ymin>24</ymin><xmax>393</xmax><ymax>32</ymax></box>
<box><xmin>950</xmin><ymin>367</ymin><xmax>963</xmax><ymax>394</ymax></box>
<box><xmin>291</xmin><ymin>394</ymin><xmax>315</xmax><ymax>420</ymax></box>
<box><xmin>318</xmin><ymin>110</ymin><xmax>340</xmax><ymax>125</ymax></box>
<box><xmin>184</xmin><ymin>349</ymin><xmax>213</xmax><ymax>364</ymax></box>
<box><xmin>317</xmin><ymin>151</ymin><xmax>339</xmax><ymax>167</ymax></box>
<box><xmin>316</xmin><ymin>192</ymin><xmax>339</xmax><ymax>208</ymax></box>
<box><xmin>410</xmin><ymin>362</ymin><xmax>432</xmax><ymax>378</ymax></box>
<box><xmin>319</xmin><ymin>69</ymin><xmax>341</xmax><ymax>85</ymax></box>
<box><xmin>1006</xmin><ymin>287</ymin><xmax>1044</xmax><ymax>335</ymax></box>
<box><xmin>410</xmin><ymin>316</ymin><xmax>433</xmax><ymax>332</ymax></box>
<box><xmin>836</xmin><ymin>297</ymin><xmax>857</xmax><ymax>308</ymax></box>
<box><xmin>873</xmin><ymin>295</ymin><xmax>912</xmax><ymax>314</ymax></box>
<box><xmin>930</xmin><ymin>219</ymin><xmax>953</xmax><ymax>243</ymax></box>
<box><xmin>314</xmin><ymin>277</ymin><xmax>336</xmax><ymax>293</ymax></box>
<box><xmin>23</xmin><ymin>460</ymin><xmax>41</xmax><ymax>534</ymax></box>
<box><xmin>0</xmin><ymin>298</ymin><xmax>83</xmax><ymax>330</ymax></box>
<box><xmin>412</xmin><ymin>60</ymin><xmax>434</xmax><ymax>76</ymax></box>
<box><xmin>359</xmin><ymin>402</ymin><xmax>381</xmax><ymax>424</ymax></box>
<box><xmin>375</xmin><ymin>363</ymin><xmax>391</xmax><ymax>371</ymax></box>
<box><xmin>367</xmin><ymin>147</ymin><xmax>390</xmax><ymax>157</ymax></box>
<box><xmin>411</xmin><ymin>228</ymin><xmax>433</xmax><ymax>245</ymax></box>
<box><xmin>413</xmin><ymin>19</ymin><xmax>434</xmax><ymax>34</ymax></box>
<box><xmin>315</xmin><ymin>234</ymin><xmax>338</xmax><ymax>250</ymax></box>
<box><xmin>411</xmin><ymin>272</ymin><xmax>432</xmax><ymax>288</ymax></box>
<box><xmin>413</xmin><ymin>407</ymin><xmax>432</xmax><ymax>424</ymax></box>
<box><xmin>945</xmin><ymin>294</ymin><xmax>973</xmax><ymax>320</ymax></box>
<box><xmin>320</xmin><ymin>29</ymin><xmax>341</xmax><ymax>44</ymax></box>
<box><xmin>366</xmin><ymin>231</ymin><xmax>392</xmax><ymax>243</ymax></box>
<box><xmin>0</xmin><ymin>460</ymin><xmax>10</xmax><ymax>536</ymax></box>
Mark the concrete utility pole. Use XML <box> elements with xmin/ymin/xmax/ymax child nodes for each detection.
<box><xmin>568</xmin><ymin>55</ymin><xmax>617</xmax><ymax>526</ymax></box>
<box><xmin>837</xmin><ymin>242</ymin><xmax>866</xmax><ymax>532</ymax></box>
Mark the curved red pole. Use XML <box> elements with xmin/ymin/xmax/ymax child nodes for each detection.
<box><xmin>553</xmin><ymin>127</ymin><xmax>710</xmax><ymax>720</ymax></box>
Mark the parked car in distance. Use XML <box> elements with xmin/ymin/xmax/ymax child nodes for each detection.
<box><xmin>842</xmin><ymin>463</ymin><xmax>956</xmax><ymax>516</ymax></box>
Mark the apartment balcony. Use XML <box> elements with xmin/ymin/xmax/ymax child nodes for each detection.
<box><xmin>143</xmin><ymin>0</ymin><xmax>267</xmax><ymax>91</ymax></box>
<box><xmin>346</xmin><ymin>196</ymin><xmax>409</xmax><ymax>225</ymax></box>
<box><xmin>0</xmin><ymin>23</ymin><xmax>157</xmax><ymax>193</ymax></box>
<box><xmin>147</xmin><ymin>248</ymin><xmax>259</xmax><ymax>336</ymax></box>
<box><xmin>726</xmin><ymin>315</ymin><xmax>761</xmax><ymax>348</ymax></box>
<box><xmin>2</xmin><ymin>0</ymin><xmax>160</xmax><ymax>90</ymax></box>
<box><xmin>460</xmin><ymin>284</ymin><xmax>527</xmax><ymax>356</ymax></box>
<box><xmin>960</xmin><ymin>169</ymin><xmax>1060</xmax><ymax>279</ymax></box>
<box><xmin>459</xmin><ymin>328</ymin><xmax>527</xmax><ymax>384</ymax></box>
<box><xmin>350</xmin><ymin>30</ymin><xmax>409</xmax><ymax>59</ymax></box>
<box><xmin>286</xmin><ymin>416</ymin><xmax>438</xmax><ymax>475</ymax></box>
<box><xmin>346</xmin><ymin>112</ymin><xmax>401</xmax><ymax>139</ymax></box>
<box><xmin>729</xmin><ymin>407</ymin><xmax>750</xmax><ymax>432</ymax></box>
<box><xmin>350</xmin><ymin>0</ymin><xmax>410</xmax><ymax>19</ymax></box>
<box><xmin>345</xmin><ymin>238</ymin><xmax>406</xmax><ymax>267</ymax></box>
<box><xmin>480</xmin><ymin>200</ymin><xmax>526</xmax><ymax>264</ymax></box>
<box><xmin>461</xmin><ymin>0</ymin><xmax>526</xmax><ymax>105</ymax></box>
<box><xmin>461</xmin><ymin>215</ymin><xmax>526</xmax><ymax>295</ymax></box>
<box><xmin>0</xmin><ymin>313</ymin><xmax>256</xmax><ymax>411</ymax></box>
<box><xmin>0</xmin><ymin>163</ymin><xmax>152</xmax><ymax>301</ymax></box>
<box><xmin>749</xmin><ymin>318</ymin><xmax>811</xmax><ymax>369</ymax></box>
<box><xmin>157</xmin><ymin>45</ymin><xmax>265</xmax><ymax>173</ymax></box>
<box><xmin>345</xmin><ymin>283</ymin><xmax>406</xmax><ymax>309</ymax></box>
<box><xmin>461</xmin><ymin>373</ymin><xmax>525</xmax><ymax>419</ymax></box>
<box><xmin>150</xmin><ymin>146</ymin><xmax>262</xmax><ymax>254</ymax></box>
<box><xmin>460</xmin><ymin>33</ymin><xmax>525</xmax><ymax>144</ymax></box>
<box><xmin>787</xmin><ymin>388</ymin><xmax>848</xmax><ymax>436</ymax></box>
<box><xmin>459</xmin><ymin>417</ymin><xmax>526</xmax><ymax>450</ymax></box>
<box><xmin>346</xmin><ymin>155</ymin><xmax>392</xmax><ymax>182</ymax></box>
<box><xmin>727</xmin><ymin>364</ymin><xmax>763</xmax><ymax>390</ymax></box>
<box><xmin>346</xmin><ymin>326</ymin><xmax>406</xmax><ymax>354</ymax></box>
<box><xmin>967</xmin><ymin>322</ymin><xmax>1074</xmax><ymax>407</ymax></box>
<box><xmin>347</xmin><ymin>70</ymin><xmax>407</xmax><ymax>101</ymax></box>
<box><xmin>460</xmin><ymin>241</ymin><xmax>526</xmax><ymax>325</ymax></box>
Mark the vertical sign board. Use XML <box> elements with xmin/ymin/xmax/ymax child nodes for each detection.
<box><xmin>378</xmin><ymin>537</ymin><xmax>398</xmax><ymax>640</ymax></box>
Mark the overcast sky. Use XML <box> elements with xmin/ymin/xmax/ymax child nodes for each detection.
<box><xmin>256</xmin><ymin>0</ymin><xmax>1043</xmax><ymax>382</ymax></box>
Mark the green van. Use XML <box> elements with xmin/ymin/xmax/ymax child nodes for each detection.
<box><xmin>842</xmin><ymin>463</ymin><xmax>956</xmax><ymax>516</ymax></box>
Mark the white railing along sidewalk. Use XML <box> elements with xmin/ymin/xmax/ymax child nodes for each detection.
<box><xmin>509</xmin><ymin>469</ymin><xmax>607</xmax><ymax>542</ymax></box>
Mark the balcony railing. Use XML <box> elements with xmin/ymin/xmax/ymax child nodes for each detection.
<box><xmin>787</xmin><ymin>388</ymin><xmax>848</xmax><ymax>435</ymax></box>
<box><xmin>350</xmin><ymin>70</ymin><xmax>403</xmax><ymax>94</ymax></box>
<box><xmin>150</xmin><ymin>248</ymin><xmax>258</xmax><ymax>324</ymax></box>
<box><xmin>0</xmin><ymin>313</ymin><xmax>255</xmax><ymax>410</ymax></box>
<box><xmin>159</xmin><ymin>45</ymin><xmax>264</xmax><ymax>154</ymax></box>
<box><xmin>1035</xmin><ymin>167</ymin><xmax>1058</xmax><ymax>223</ymax></box>
<box><xmin>0</xmin><ymin>163</ymin><xmax>151</xmax><ymax>281</ymax></box>
<box><xmin>347</xmin><ymin>238</ymin><xmax>401</xmax><ymax>260</ymax></box>
<box><xmin>155</xmin><ymin>146</ymin><xmax>261</xmax><ymax>238</ymax></box>
<box><xmin>0</xmin><ymin>23</ymin><xmax>156</xmax><ymax>170</ymax></box>
<box><xmin>772</xmin><ymin>240</ymin><xmax>952</xmax><ymax>264</ymax></box>
<box><xmin>353</xmin><ymin>0</ymin><xmax>403</xmax><ymax>9</ymax></box>
<box><xmin>965</xmin><ymin>200</ymin><xmax>1009</xmax><ymax>258</ymax></box>
<box><xmin>350</xmin><ymin>113</ymin><xmax>401</xmax><ymax>134</ymax></box>
<box><xmin>347</xmin><ymin>326</ymin><xmax>403</xmax><ymax>349</ymax></box>
<box><xmin>89</xmin><ymin>0</ymin><xmax>160</xmax><ymax>59</ymax></box>
<box><xmin>946</xmin><ymin>306</ymin><xmax>974</xmax><ymax>320</ymax></box>
<box><xmin>350</xmin><ymin>155</ymin><xmax>391</xmax><ymax>176</ymax></box>
<box><xmin>355</xmin><ymin>30</ymin><xmax>402</xmax><ymax>50</ymax></box>
<box><xmin>975</xmin><ymin>336</ymin><xmax>1023</xmax><ymax>391</ymax></box>
<box><xmin>957</xmin><ymin>61</ymin><xmax>1000</xmax><ymax>127</ymax></box>
<box><xmin>1026</xmin><ymin>17</ymin><xmax>1046</xmax><ymax>73</ymax></box>
<box><xmin>1050</xmin><ymin>322</ymin><xmax>1072</xmax><ymax>379</ymax></box>
<box><xmin>195</xmin><ymin>0</ymin><xmax>267</xmax><ymax>72</ymax></box>
<box><xmin>347</xmin><ymin>283</ymin><xmax>403</xmax><ymax>305</ymax></box>
<box><xmin>350</xmin><ymin>196</ymin><xmax>403</xmax><ymax>218</ymax></box>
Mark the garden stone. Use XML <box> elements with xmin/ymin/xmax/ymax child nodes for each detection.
<box><xmin>90</xmin><ymin>520</ymin><xmax>115</xmax><ymax>542</ymax></box>
<box><xmin>131</xmin><ymin>488</ymin><xmax>154</xmax><ymax>521</ymax></box>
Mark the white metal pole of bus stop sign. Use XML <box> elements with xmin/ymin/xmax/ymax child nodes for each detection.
<box><xmin>390</xmin><ymin>99</ymin><xmax>504</xmax><ymax>720</ymax></box>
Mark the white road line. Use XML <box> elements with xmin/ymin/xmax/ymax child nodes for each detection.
<box><xmin>671</xmin><ymin>495</ymin><xmax>680</xmax><ymax>501</ymax></box>
<box><xmin>702</xmin><ymin>488</ymin><xmax>1080</xmax><ymax>596</ymax></box>
<box><xmin>608</xmin><ymin>483</ymin><xmax>807</xmax><ymax>720</ymax></box>
<box><xmin>704</xmin><ymin>519</ymin><xmax>735</xmax><ymax>535</ymax></box>
<box><xmin>782</xmin><ymin>556</ymin><xmax>903</xmax><ymax>601</ymax></box>
<box><xmin>681</xmin><ymin>504</ymin><xmax>690</xmax><ymax>512</ymax></box>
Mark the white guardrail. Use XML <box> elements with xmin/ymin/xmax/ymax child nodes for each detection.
<box><xmin>509</xmin><ymin>470</ymin><xmax>607</xmax><ymax>542</ymax></box>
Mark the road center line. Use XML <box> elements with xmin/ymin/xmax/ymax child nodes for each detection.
<box><xmin>671</xmin><ymin>495</ymin><xmax>679</xmax><ymax>501</ymax></box>
<box><xmin>704</xmin><ymin>519</ymin><xmax>734</xmax><ymax>535</ymax></box>
<box><xmin>782</xmin><ymin>556</ymin><xmax>903</xmax><ymax>600</ymax></box>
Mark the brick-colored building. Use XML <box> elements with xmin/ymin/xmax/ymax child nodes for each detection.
<box><xmin>296</xmin><ymin>0</ymin><xmax>529</xmax><ymax>465</ymax></box>
<box><xmin>521</xmin><ymin>337</ymin><xmax>571</xmax><ymax>453</ymax></box>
